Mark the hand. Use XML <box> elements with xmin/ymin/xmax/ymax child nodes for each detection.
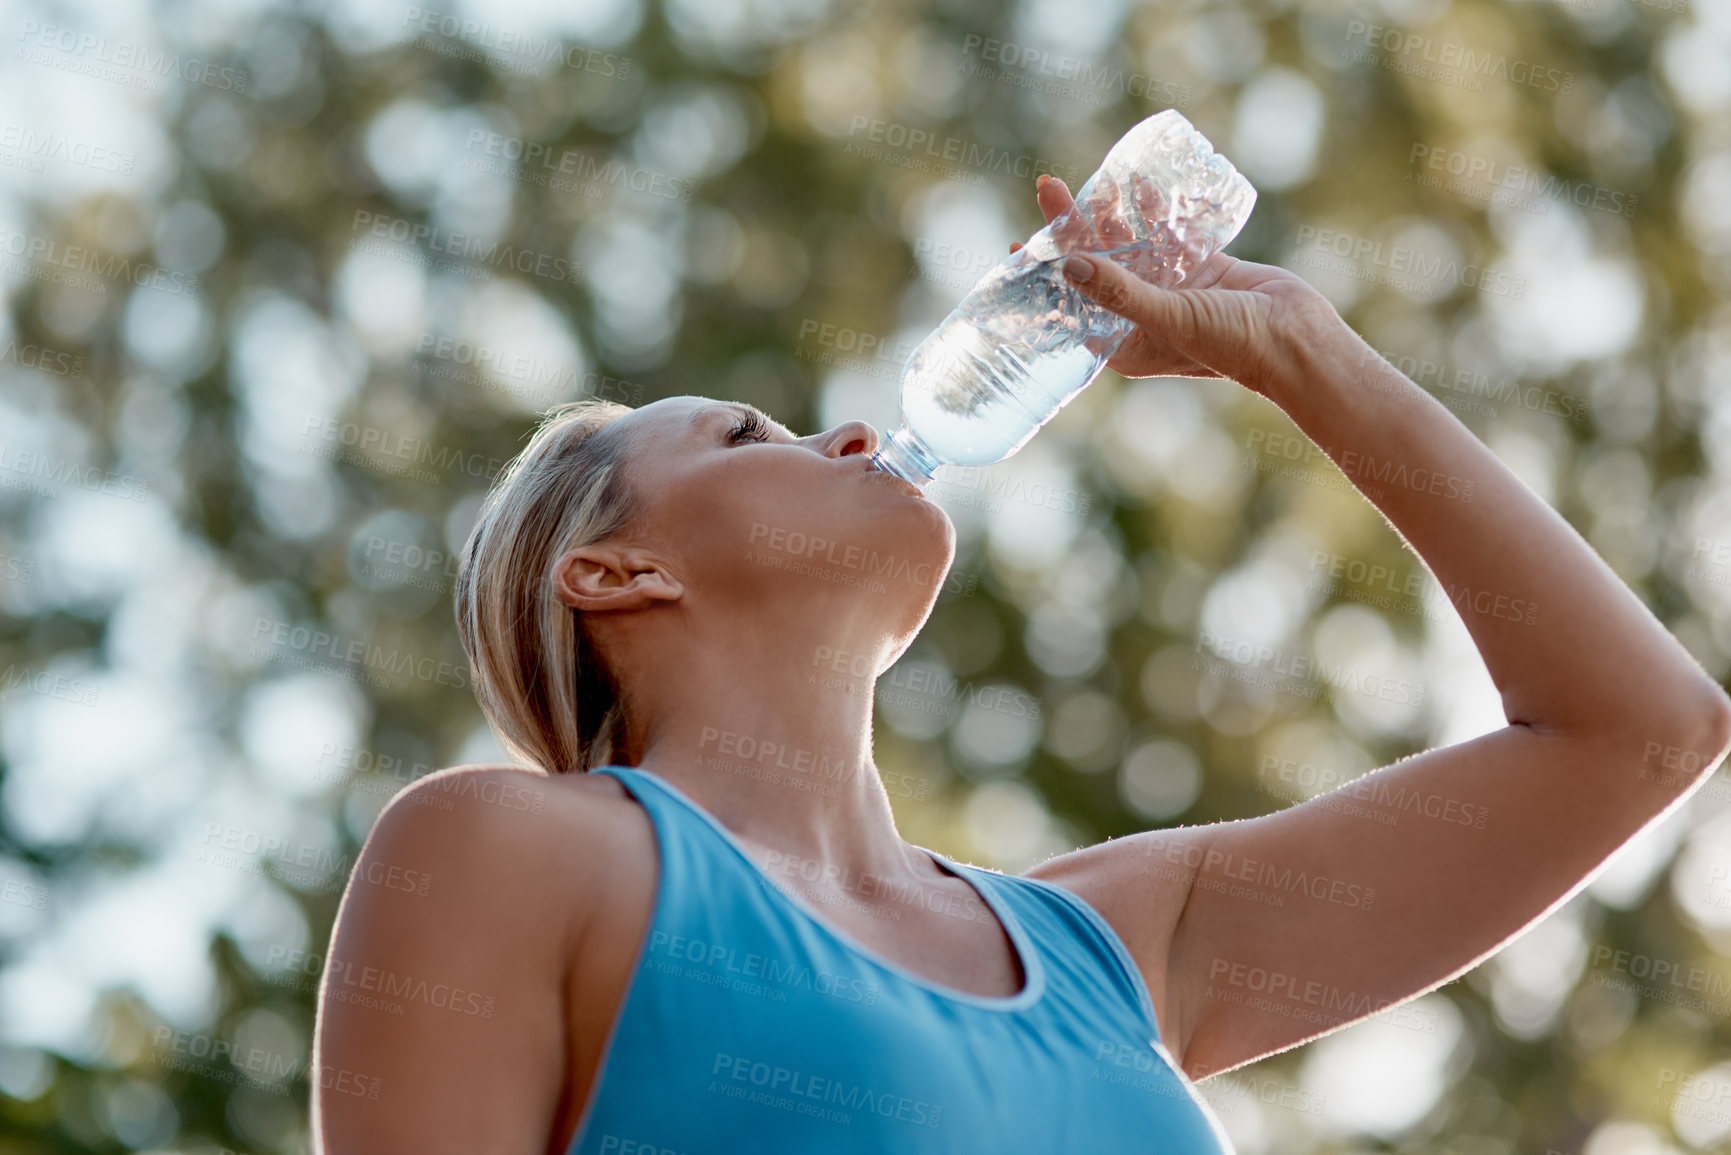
<box><xmin>1011</xmin><ymin>175</ymin><xmax>1343</xmax><ymax>395</ymax></box>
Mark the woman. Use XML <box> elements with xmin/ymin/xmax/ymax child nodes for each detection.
<box><xmin>311</xmin><ymin>175</ymin><xmax>1731</xmax><ymax>1154</ymax></box>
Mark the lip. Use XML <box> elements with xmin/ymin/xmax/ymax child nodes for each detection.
<box><xmin>861</xmin><ymin>457</ymin><xmax>926</xmax><ymax>498</ymax></box>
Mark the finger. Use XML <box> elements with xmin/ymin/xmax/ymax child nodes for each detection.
<box><xmin>1092</xmin><ymin>174</ymin><xmax>1136</xmax><ymax>252</ymax></box>
<box><xmin>1035</xmin><ymin>174</ymin><xmax>1074</xmax><ymax>225</ymax></box>
<box><xmin>1009</xmin><ymin>242</ymin><xmax>1023</xmax><ymax>254</ymax></box>
<box><xmin>1061</xmin><ymin>253</ymin><xmax>1198</xmax><ymax>350</ymax></box>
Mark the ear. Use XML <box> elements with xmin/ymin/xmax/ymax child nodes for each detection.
<box><xmin>550</xmin><ymin>543</ymin><xmax>684</xmax><ymax>613</ymax></box>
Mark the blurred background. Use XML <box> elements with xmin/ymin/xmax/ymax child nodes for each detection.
<box><xmin>2</xmin><ymin>0</ymin><xmax>1731</xmax><ymax>1150</ymax></box>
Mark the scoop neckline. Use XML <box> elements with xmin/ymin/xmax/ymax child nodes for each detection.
<box><xmin>594</xmin><ymin>765</ymin><xmax>1047</xmax><ymax>1012</ymax></box>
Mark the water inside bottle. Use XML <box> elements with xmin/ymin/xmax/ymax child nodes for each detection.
<box><xmin>894</xmin><ymin>249</ymin><xmax>1134</xmax><ymax>466</ymax></box>
<box><xmin>873</xmin><ymin>110</ymin><xmax>1257</xmax><ymax>486</ymax></box>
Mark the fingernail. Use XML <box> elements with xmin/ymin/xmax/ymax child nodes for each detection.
<box><xmin>1062</xmin><ymin>255</ymin><xmax>1094</xmax><ymax>282</ymax></box>
<box><xmin>1036</xmin><ymin>174</ymin><xmax>1051</xmax><ymax>189</ymax></box>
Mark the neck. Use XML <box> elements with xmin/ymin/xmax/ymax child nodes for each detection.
<box><xmin>614</xmin><ymin>618</ymin><xmax>924</xmax><ymax>882</ymax></box>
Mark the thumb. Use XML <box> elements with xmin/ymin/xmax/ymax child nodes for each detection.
<box><xmin>1060</xmin><ymin>253</ymin><xmax>1199</xmax><ymax>348</ymax></box>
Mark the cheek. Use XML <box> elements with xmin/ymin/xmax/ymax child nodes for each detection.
<box><xmin>667</xmin><ymin>469</ymin><xmax>812</xmax><ymax>557</ymax></box>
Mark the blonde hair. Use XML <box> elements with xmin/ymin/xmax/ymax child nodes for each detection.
<box><xmin>454</xmin><ymin>399</ymin><xmax>640</xmax><ymax>774</ymax></box>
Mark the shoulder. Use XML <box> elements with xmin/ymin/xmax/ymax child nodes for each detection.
<box><xmin>360</xmin><ymin>764</ymin><xmax>654</xmax><ymax>935</ymax></box>
<box><xmin>315</xmin><ymin>764</ymin><xmax>655</xmax><ymax>1144</ymax></box>
<box><xmin>379</xmin><ymin>763</ymin><xmax>640</xmax><ymax>837</ymax></box>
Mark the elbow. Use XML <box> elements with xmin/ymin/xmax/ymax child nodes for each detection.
<box><xmin>1701</xmin><ymin>685</ymin><xmax>1731</xmax><ymax>771</ymax></box>
<box><xmin>1655</xmin><ymin>682</ymin><xmax>1731</xmax><ymax>783</ymax></box>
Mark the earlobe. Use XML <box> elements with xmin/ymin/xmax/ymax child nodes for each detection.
<box><xmin>551</xmin><ymin>545</ymin><xmax>683</xmax><ymax>612</ymax></box>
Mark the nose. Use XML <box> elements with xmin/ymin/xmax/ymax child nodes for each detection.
<box><xmin>813</xmin><ymin>420</ymin><xmax>880</xmax><ymax>460</ymax></box>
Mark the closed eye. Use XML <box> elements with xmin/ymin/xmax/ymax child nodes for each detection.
<box><xmin>727</xmin><ymin>410</ymin><xmax>771</xmax><ymax>444</ymax></box>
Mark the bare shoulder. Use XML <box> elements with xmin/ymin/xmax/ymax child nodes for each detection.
<box><xmin>371</xmin><ymin>763</ymin><xmax>651</xmax><ymax>895</ymax></box>
<box><xmin>381</xmin><ymin>763</ymin><xmax>640</xmax><ymax>838</ymax></box>
<box><xmin>313</xmin><ymin>763</ymin><xmax>656</xmax><ymax>1147</ymax></box>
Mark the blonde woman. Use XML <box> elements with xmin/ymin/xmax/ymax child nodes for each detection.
<box><xmin>312</xmin><ymin>175</ymin><xmax>1731</xmax><ymax>1154</ymax></box>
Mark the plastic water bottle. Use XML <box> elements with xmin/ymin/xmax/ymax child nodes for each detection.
<box><xmin>870</xmin><ymin>110</ymin><xmax>1257</xmax><ymax>488</ymax></box>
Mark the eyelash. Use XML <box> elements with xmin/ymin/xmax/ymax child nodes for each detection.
<box><xmin>728</xmin><ymin>412</ymin><xmax>770</xmax><ymax>444</ymax></box>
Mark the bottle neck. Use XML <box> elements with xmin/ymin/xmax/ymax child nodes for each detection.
<box><xmin>870</xmin><ymin>425</ymin><xmax>939</xmax><ymax>488</ymax></box>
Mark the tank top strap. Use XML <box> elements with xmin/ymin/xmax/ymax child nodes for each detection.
<box><xmin>941</xmin><ymin>858</ymin><xmax>1164</xmax><ymax>1044</ymax></box>
<box><xmin>587</xmin><ymin>764</ymin><xmax>768</xmax><ymax>918</ymax></box>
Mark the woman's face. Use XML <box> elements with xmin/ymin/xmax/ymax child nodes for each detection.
<box><xmin>602</xmin><ymin>396</ymin><xmax>955</xmax><ymax>624</ymax></box>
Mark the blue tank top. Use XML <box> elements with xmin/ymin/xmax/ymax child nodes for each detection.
<box><xmin>568</xmin><ymin>765</ymin><xmax>1235</xmax><ymax>1155</ymax></box>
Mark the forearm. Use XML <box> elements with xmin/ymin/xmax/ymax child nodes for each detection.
<box><xmin>1263</xmin><ymin>316</ymin><xmax>1731</xmax><ymax>749</ymax></box>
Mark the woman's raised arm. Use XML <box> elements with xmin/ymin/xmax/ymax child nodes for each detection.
<box><xmin>1023</xmin><ymin>181</ymin><xmax>1731</xmax><ymax>1080</ymax></box>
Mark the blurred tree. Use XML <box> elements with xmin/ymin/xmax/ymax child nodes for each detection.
<box><xmin>1</xmin><ymin>0</ymin><xmax>1729</xmax><ymax>1153</ymax></box>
